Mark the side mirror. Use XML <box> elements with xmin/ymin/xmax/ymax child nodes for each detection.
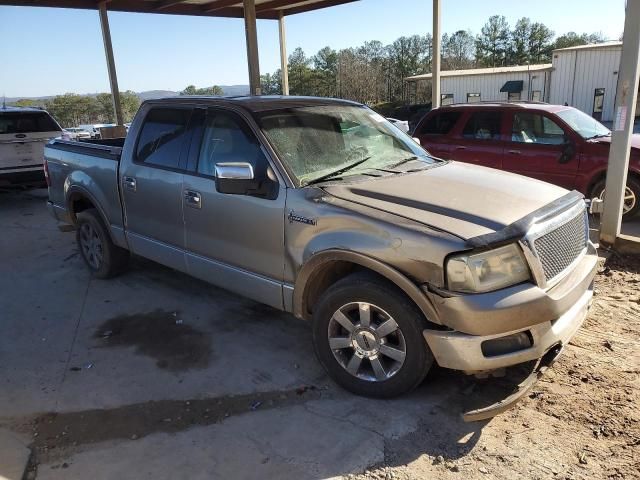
<box><xmin>559</xmin><ymin>141</ymin><xmax>576</xmax><ymax>164</ymax></box>
<box><xmin>214</xmin><ymin>162</ymin><xmax>278</xmax><ymax>199</ymax></box>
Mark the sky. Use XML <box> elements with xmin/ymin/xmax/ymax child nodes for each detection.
<box><xmin>0</xmin><ymin>0</ymin><xmax>626</xmax><ymax>97</ymax></box>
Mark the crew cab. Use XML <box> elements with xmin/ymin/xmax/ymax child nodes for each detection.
<box><xmin>45</xmin><ymin>96</ymin><xmax>597</xmax><ymax>418</ymax></box>
<box><xmin>414</xmin><ymin>102</ymin><xmax>640</xmax><ymax>218</ymax></box>
<box><xmin>0</xmin><ymin>106</ymin><xmax>62</xmax><ymax>186</ymax></box>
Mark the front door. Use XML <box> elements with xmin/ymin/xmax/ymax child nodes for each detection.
<box><xmin>502</xmin><ymin>111</ymin><xmax>579</xmax><ymax>190</ymax></box>
<box><xmin>120</xmin><ymin>106</ymin><xmax>192</xmax><ymax>272</ymax></box>
<box><xmin>182</xmin><ymin>108</ymin><xmax>286</xmax><ymax>308</ymax></box>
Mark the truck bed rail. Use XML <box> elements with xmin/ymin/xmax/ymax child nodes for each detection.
<box><xmin>47</xmin><ymin>139</ymin><xmax>122</xmax><ymax>161</ymax></box>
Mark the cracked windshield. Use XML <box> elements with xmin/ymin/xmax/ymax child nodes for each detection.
<box><xmin>256</xmin><ymin>105</ymin><xmax>435</xmax><ymax>185</ymax></box>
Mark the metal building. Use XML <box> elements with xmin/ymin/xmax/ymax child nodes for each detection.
<box><xmin>407</xmin><ymin>64</ymin><xmax>553</xmax><ymax>105</ymax></box>
<box><xmin>406</xmin><ymin>41</ymin><xmax>639</xmax><ymax>124</ymax></box>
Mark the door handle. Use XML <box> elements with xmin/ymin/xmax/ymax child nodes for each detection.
<box><xmin>508</xmin><ymin>150</ymin><xmax>521</xmax><ymax>155</ymax></box>
<box><xmin>454</xmin><ymin>146</ymin><xmax>467</xmax><ymax>150</ymax></box>
<box><xmin>184</xmin><ymin>190</ymin><xmax>202</xmax><ymax>209</ymax></box>
<box><xmin>123</xmin><ymin>176</ymin><xmax>136</xmax><ymax>191</ymax></box>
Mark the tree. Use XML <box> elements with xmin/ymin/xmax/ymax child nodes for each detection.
<box><xmin>442</xmin><ymin>30</ymin><xmax>475</xmax><ymax>70</ymax></box>
<box><xmin>180</xmin><ymin>85</ymin><xmax>224</xmax><ymax>96</ymax></box>
<box><xmin>288</xmin><ymin>47</ymin><xmax>314</xmax><ymax>95</ymax></box>
<box><xmin>313</xmin><ymin>46</ymin><xmax>339</xmax><ymax>97</ymax></box>
<box><xmin>553</xmin><ymin>31</ymin><xmax>605</xmax><ymax>50</ymax></box>
<box><xmin>260</xmin><ymin>71</ymin><xmax>282</xmax><ymax>95</ymax></box>
<box><xmin>528</xmin><ymin>22</ymin><xmax>555</xmax><ymax>63</ymax></box>
<box><xmin>476</xmin><ymin>15</ymin><xmax>510</xmax><ymax>67</ymax></box>
<box><xmin>510</xmin><ymin>17</ymin><xmax>532</xmax><ymax>65</ymax></box>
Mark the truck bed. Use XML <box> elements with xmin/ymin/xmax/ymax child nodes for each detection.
<box><xmin>47</xmin><ymin>138</ymin><xmax>123</xmax><ymax>161</ymax></box>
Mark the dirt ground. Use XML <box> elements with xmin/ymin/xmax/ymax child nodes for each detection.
<box><xmin>352</xmin><ymin>253</ymin><xmax>640</xmax><ymax>480</ymax></box>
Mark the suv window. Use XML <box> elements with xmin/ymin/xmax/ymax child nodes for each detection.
<box><xmin>0</xmin><ymin>111</ymin><xmax>61</xmax><ymax>134</ymax></box>
<box><xmin>197</xmin><ymin>111</ymin><xmax>266</xmax><ymax>177</ymax></box>
<box><xmin>135</xmin><ymin>108</ymin><xmax>191</xmax><ymax>168</ymax></box>
<box><xmin>418</xmin><ymin>111</ymin><xmax>462</xmax><ymax>135</ymax></box>
<box><xmin>511</xmin><ymin>112</ymin><xmax>566</xmax><ymax>145</ymax></box>
<box><xmin>462</xmin><ymin>111</ymin><xmax>502</xmax><ymax>140</ymax></box>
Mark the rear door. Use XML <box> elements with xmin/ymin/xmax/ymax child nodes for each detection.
<box><xmin>502</xmin><ymin>110</ymin><xmax>579</xmax><ymax>189</ymax></box>
<box><xmin>182</xmin><ymin>107</ymin><xmax>286</xmax><ymax>309</ymax></box>
<box><xmin>447</xmin><ymin>109</ymin><xmax>505</xmax><ymax>169</ymax></box>
<box><xmin>414</xmin><ymin>109</ymin><xmax>463</xmax><ymax>158</ymax></box>
<box><xmin>120</xmin><ymin>106</ymin><xmax>192</xmax><ymax>272</ymax></box>
<box><xmin>0</xmin><ymin>111</ymin><xmax>62</xmax><ymax>174</ymax></box>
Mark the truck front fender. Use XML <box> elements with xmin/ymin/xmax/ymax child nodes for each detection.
<box><xmin>293</xmin><ymin>249</ymin><xmax>440</xmax><ymax>325</ymax></box>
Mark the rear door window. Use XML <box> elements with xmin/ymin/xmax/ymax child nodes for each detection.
<box><xmin>418</xmin><ymin>111</ymin><xmax>462</xmax><ymax>135</ymax></box>
<box><xmin>135</xmin><ymin>108</ymin><xmax>192</xmax><ymax>169</ymax></box>
<box><xmin>462</xmin><ymin>111</ymin><xmax>502</xmax><ymax>140</ymax></box>
<box><xmin>0</xmin><ymin>111</ymin><xmax>61</xmax><ymax>134</ymax></box>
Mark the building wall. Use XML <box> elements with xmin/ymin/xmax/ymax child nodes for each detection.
<box><xmin>440</xmin><ymin>70</ymin><xmax>549</xmax><ymax>104</ymax></box>
<box><xmin>549</xmin><ymin>46</ymin><xmax>622</xmax><ymax>122</ymax></box>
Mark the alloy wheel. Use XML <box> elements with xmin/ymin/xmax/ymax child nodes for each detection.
<box><xmin>327</xmin><ymin>302</ymin><xmax>407</xmax><ymax>382</ymax></box>
<box><xmin>599</xmin><ymin>186</ymin><xmax>637</xmax><ymax>214</ymax></box>
<box><xmin>79</xmin><ymin>222</ymin><xmax>103</xmax><ymax>270</ymax></box>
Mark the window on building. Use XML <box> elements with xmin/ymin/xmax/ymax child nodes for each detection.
<box><xmin>418</xmin><ymin>111</ymin><xmax>462</xmax><ymax>135</ymax></box>
<box><xmin>197</xmin><ymin>111</ymin><xmax>266</xmax><ymax>177</ymax></box>
<box><xmin>466</xmin><ymin>93</ymin><xmax>481</xmax><ymax>103</ymax></box>
<box><xmin>592</xmin><ymin>88</ymin><xmax>605</xmax><ymax>120</ymax></box>
<box><xmin>531</xmin><ymin>91</ymin><xmax>542</xmax><ymax>102</ymax></box>
<box><xmin>511</xmin><ymin>112</ymin><xmax>566</xmax><ymax>145</ymax></box>
<box><xmin>441</xmin><ymin>94</ymin><xmax>454</xmax><ymax>106</ymax></box>
<box><xmin>135</xmin><ymin>108</ymin><xmax>191</xmax><ymax>168</ymax></box>
<box><xmin>462</xmin><ymin>111</ymin><xmax>502</xmax><ymax>140</ymax></box>
<box><xmin>508</xmin><ymin>92</ymin><xmax>521</xmax><ymax>101</ymax></box>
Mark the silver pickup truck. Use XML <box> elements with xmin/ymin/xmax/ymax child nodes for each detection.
<box><xmin>45</xmin><ymin>96</ymin><xmax>598</xmax><ymax>418</ymax></box>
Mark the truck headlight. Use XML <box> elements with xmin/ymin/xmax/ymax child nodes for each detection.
<box><xmin>446</xmin><ymin>244</ymin><xmax>530</xmax><ymax>293</ymax></box>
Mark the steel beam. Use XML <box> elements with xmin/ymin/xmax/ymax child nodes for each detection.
<box><xmin>600</xmin><ymin>0</ymin><xmax>640</xmax><ymax>245</ymax></box>
<box><xmin>98</xmin><ymin>1</ymin><xmax>124</xmax><ymax>126</ymax></box>
<box><xmin>278</xmin><ymin>11</ymin><xmax>289</xmax><ymax>95</ymax></box>
<box><xmin>431</xmin><ymin>0</ymin><xmax>441</xmax><ymax>108</ymax></box>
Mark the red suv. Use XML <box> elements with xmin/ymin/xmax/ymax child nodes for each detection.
<box><xmin>414</xmin><ymin>103</ymin><xmax>640</xmax><ymax>218</ymax></box>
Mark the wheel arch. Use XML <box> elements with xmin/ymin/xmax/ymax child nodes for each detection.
<box><xmin>293</xmin><ymin>249</ymin><xmax>440</xmax><ymax>325</ymax></box>
<box><xmin>65</xmin><ymin>186</ymin><xmax>116</xmax><ymax>242</ymax></box>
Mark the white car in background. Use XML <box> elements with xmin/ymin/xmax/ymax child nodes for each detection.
<box><xmin>62</xmin><ymin>127</ymin><xmax>91</xmax><ymax>141</ymax></box>
<box><xmin>0</xmin><ymin>106</ymin><xmax>62</xmax><ymax>186</ymax></box>
<box><xmin>386</xmin><ymin>117</ymin><xmax>410</xmax><ymax>133</ymax></box>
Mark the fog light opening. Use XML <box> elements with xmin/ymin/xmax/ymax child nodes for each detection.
<box><xmin>481</xmin><ymin>331</ymin><xmax>533</xmax><ymax>357</ymax></box>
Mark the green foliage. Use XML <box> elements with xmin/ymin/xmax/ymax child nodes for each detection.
<box><xmin>180</xmin><ymin>85</ymin><xmax>224</xmax><ymax>96</ymax></box>
<box><xmin>260</xmin><ymin>71</ymin><xmax>282</xmax><ymax>95</ymax></box>
<box><xmin>39</xmin><ymin>91</ymin><xmax>140</xmax><ymax>128</ymax></box>
<box><xmin>476</xmin><ymin>15</ymin><xmax>511</xmax><ymax>67</ymax></box>
<box><xmin>553</xmin><ymin>31</ymin><xmax>605</xmax><ymax>50</ymax></box>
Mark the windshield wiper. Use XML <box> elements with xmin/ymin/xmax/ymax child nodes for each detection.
<box><xmin>305</xmin><ymin>156</ymin><xmax>373</xmax><ymax>186</ymax></box>
<box><xmin>386</xmin><ymin>156</ymin><xmax>419</xmax><ymax>170</ymax></box>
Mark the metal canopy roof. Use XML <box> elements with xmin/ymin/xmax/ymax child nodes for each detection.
<box><xmin>0</xmin><ymin>0</ymin><xmax>358</xmax><ymax>19</ymax></box>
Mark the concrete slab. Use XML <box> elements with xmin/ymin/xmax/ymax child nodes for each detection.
<box><xmin>0</xmin><ymin>429</ymin><xmax>30</xmax><ymax>480</ymax></box>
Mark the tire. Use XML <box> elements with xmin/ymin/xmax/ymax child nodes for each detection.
<box><xmin>591</xmin><ymin>176</ymin><xmax>640</xmax><ymax>220</ymax></box>
<box><xmin>312</xmin><ymin>272</ymin><xmax>434</xmax><ymax>398</ymax></box>
<box><xmin>76</xmin><ymin>208</ymin><xmax>129</xmax><ymax>279</ymax></box>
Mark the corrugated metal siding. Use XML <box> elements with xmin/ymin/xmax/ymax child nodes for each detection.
<box><xmin>440</xmin><ymin>71</ymin><xmax>548</xmax><ymax>103</ymax></box>
<box><xmin>550</xmin><ymin>46</ymin><xmax>622</xmax><ymax>121</ymax></box>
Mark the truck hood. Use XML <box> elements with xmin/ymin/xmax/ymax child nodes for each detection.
<box><xmin>322</xmin><ymin>161</ymin><xmax>569</xmax><ymax>240</ymax></box>
<box><xmin>588</xmin><ymin>133</ymin><xmax>640</xmax><ymax>150</ymax></box>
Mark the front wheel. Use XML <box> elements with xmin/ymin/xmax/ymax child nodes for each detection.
<box><xmin>592</xmin><ymin>176</ymin><xmax>640</xmax><ymax>220</ymax></box>
<box><xmin>312</xmin><ymin>273</ymin><xmax>433</xmax><ymax>398</ymax></box>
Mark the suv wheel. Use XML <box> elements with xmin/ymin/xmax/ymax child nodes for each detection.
<box><xmin>312</xmin><ymin>272</ymin><xmax>433</xmax><ymax>398</ymax></box>
<box><xmin>592</xmin><ymin>176</ymin><xmax>640</xmax><ymax>220</ymax></box>
<box><xmin>76</xmin><ymin>208</ymin><xmax>129</xmax><ymax>278</ymax></box>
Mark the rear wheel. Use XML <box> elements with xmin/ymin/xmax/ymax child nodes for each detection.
<box><xmin>592</xmin><ymin>176</ymin><xmax>640</xmax><ymax>220</ymax></box>
<box><xmin>312</xmin><ymin>272</ymin><xmax>433</xmax><ymax>398</ymax></box>
<box><xmin>76</xmin><ymin>208</ymin><xmax>129</xmax><ymax>278</ymax></box>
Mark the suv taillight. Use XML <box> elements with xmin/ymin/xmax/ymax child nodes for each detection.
<box><xmin>43</xmin><ymin>158</ymin><xmax>50</xmax><ymax>187</ymax></box>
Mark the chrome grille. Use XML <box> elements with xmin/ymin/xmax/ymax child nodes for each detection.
<box><xmin>533</xmin><ymin>209</ymin><xmax>588</xmax><ymax>282</ymax></box>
